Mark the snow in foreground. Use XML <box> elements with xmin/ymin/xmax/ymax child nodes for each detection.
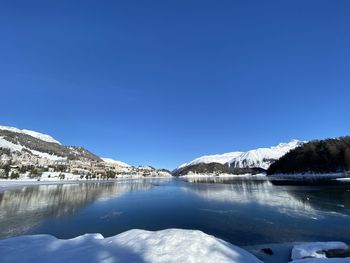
<box><xmin>247</xmin><ymin>242</ymin><xmax>350</xmax><ymax>263</ymax></box>
<box><xmin>0</xmin><ymin>229</ymin><xmax>262</xmax><ymax>263</ymax></box>
<box><xmin>292</xmin><ymin>242</ymin><xmax>348</xmax><ymax>260</ymax></box>
<box><xmin>1</xmin><ymin>229</ymin><xmax>350</xmax><ymax>263</ymax></box>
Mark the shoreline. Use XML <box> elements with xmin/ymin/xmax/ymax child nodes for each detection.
<box><xmin>178</xmin><ymin>172</ymin><xmax>350</xmax><ymax>182</ymax></box>
<box><xmin>0</xmin><ymin>176</ymin><xmax>172</xmax><ymax>190</ymax></box>
<box><xmin>2</xmin><ymin>172</ymin><xmax>350</xmax><ymax>190</ymax></box>
<box><xmin>269</xmin><ymin>172</ymin><xmax>349</xmax><ymax>180</ymax></box>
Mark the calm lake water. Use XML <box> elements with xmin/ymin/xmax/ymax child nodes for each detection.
<box><xmin>1</xmin><ymin>178</ymin><xmax>350</xmax><ymax>246</ymax></box>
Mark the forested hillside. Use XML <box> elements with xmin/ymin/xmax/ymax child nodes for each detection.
<box><xmin>173</xmin><ymin>162</ymin><xmax>264</xmax><ymax>176</ymax></box>
<box><xmin>267</xmin><ymin>137</ymin><xmax>350</xmax><ymax>175</ymax></box>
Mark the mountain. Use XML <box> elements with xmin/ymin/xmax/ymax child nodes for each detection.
<box><xmin>175</xmin><ymin>140</ymin><xmax>304</xmax><ymax>176</ymax></box>
<box><xmin>267</xmin><ymin>136</ymin><xmax>350</xmax><ymax>175</ymax></box>
<box><xmin>178</xmin><ymin>152</ymin><xmax>243</xmax><ymax>169</ymax></box>
<box><xmin>173</xmin><ymin>163</ymin><xmax>264</xmax><ymax>177</ymax></box>
<box><xmin>0</xmin><ymin>125</ymin><xmax>100</xmax><ymax>162</ymax></box>
<box><xmin>228</xmin><ymin>140</ymin><xmax>304</xmax><ymax>170</ymax></box>
<box><xmin>0</xmin><ymin>125</ymin><xmax>171</xmax><ymax>179</ymax></box>
<box><xmin>0</xmin><ymin>125</ymin><xmax>61</xmax><ymax>145</ymax></box>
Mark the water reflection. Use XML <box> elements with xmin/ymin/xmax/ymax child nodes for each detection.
<box><xmin>178</xmin><ymin>177</ymin><xmax>350</xmax><ymax>244</ymax></box>
<box><xmin>1</xmin><ymin>178</ymin><xmax>350</xmax><ymax>245</ymax></box>
<box><xmin>0</xmin><ymin>180</ymin><xmax>154</xmax><ymax>238</ymax></box>
<box><xmin>181</xmin><ymin>177</ymin><xmax>350</xmax><ymax>219</ymax></box>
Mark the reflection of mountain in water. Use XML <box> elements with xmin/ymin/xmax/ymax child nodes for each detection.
<box><xmin>0</xmin><ymin>181</ymin><xmax>153</xmax><ymax>238</ymax></box>
<box><xmin>182</xmin><ymin>178</ymin><xmax>350</xmax><ymax>219</ymax></box>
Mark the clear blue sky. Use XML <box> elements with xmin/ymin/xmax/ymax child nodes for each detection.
<box><xmin>0</xmin><ymin>0</ymin><xmax>349</xmax><ymax>169</ymax></box>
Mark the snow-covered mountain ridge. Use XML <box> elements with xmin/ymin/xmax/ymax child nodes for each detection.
<box><xmin>0</xmin><ymin>125</ymin><xmax>61</xmax><ymax>145</ymax></box>
<box><xmin>0</xmin><ymin>126</ymin><xmax>100</xmax><ymax>163</ymax></box>
<box><xmin>178</xmin><ymin>151</ymin><xmax>243</xmax><ymax>169</ymax></box>
<box><xmin>229</xmin><ymin>139</ymin><xmax>304</xmax><ymax>170</ymax></box>
<box><xmin>178</xmin><ymin>139</ymin><xmax>305</xmax><ymax>171</ymax></box>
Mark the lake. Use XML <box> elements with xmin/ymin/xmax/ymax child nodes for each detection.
<box><xmin>1</xmin><ymin>177</ymin><xmax>350</xmax><ymax>246</ymax></box>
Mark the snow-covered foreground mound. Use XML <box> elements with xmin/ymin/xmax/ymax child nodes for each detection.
<box><xmin>0</xmin><ymin>229</ymin><xmax>262</xmax><ymax>263</ymax></box>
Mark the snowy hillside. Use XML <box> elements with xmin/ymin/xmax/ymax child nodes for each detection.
<box><xmin>0</xmin><ymin>125</ymin><xmax>101</xmax><ymax>164</ymax></box>
<box><xmin>178</xmin><ymin>151</ymin><xmax>243</xmax><ymax>169</ymax></box>
<box><xmin>0</xmin><ymin>137</ymin><xmax>65</xmax><ymax>161</ymax></box>
<box><xmin>178</xmin><ymin>140</ymin><xmax>304</xmax><ymax>171</ymax></box>
<box><xmin>101</xmin><ymin>157</ymin><xmax>130</xmax><ymax>167</ymax></box>
<box><xmin>0</xmin><ymin>125</ymin><xmax>61</xmax><ymax>144</ymax></box>
<box><xmin>0</xmin><ymin>134</ymin><xmax>65</xmax><ymax>161</ymax></box>
<box><xmin>229</xmin><ymin>139</ymin><xmax>304</xmax><ymax>170</ymax></box>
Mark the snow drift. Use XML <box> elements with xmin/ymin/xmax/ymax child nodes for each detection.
<box><xmin>0</xmin><ymin>229</ymin><xmax>262</xmax><ymax>263</ymax></box>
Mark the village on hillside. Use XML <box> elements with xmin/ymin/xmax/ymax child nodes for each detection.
<box><xmin>0</xmin><ymin>148</ymin><xmax>171</xmax><ymax>180</ymax></box>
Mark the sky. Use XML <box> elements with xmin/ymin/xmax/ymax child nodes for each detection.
<box><xmin>0</xmin><ymin>0</ymin><xmax>350</xmax><ymax>169</ymax></box>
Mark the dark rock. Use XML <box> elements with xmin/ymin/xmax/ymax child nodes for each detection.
<box><xmin>325</xmin><ymin>248</ymin><xmax>350</xmax><ymax>258</ymax></box>
<box><xmin>261</xmin><ymin>248</ymin><xmax>273</xmax><ymax>255</ymax></box>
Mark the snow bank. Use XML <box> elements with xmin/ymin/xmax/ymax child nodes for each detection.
<box><xmin>0</xmin><ymin>229</ymin><xmax>262</xmax><ymax>263</ymax></box>
<box><xmin>291</xmin><ymin>242</ymin><xmax>349</xmax><ymax>260</ymax></box>
<box><xmin>336</xmin><ymin>178</ymin><xmax>350</xmax><ymax>182</ymax></box>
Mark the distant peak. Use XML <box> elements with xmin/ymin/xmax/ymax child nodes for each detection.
<box><xmin>178</xmin><ymin>139</ymin><xmax>306</xmax><ymax>170</ymax></box>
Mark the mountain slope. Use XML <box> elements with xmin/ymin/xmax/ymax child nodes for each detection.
<box><xmin>228</xmin><ymin>140</ymin><xmax>304</xmax><ymax>170</ymax></box>
<box><xmin>173</xmin><ymin>163</ymin><xmax>264</xmax><ymax>177</ymax></box>
<box><xmin>175</xmin><ymin>140</ymin><xmax>304</xmax><ymax>176</ymax></box>
<box><xmin>267</xmin><ymin>137</ymin><xmax>350</xmax><ymax>175</ymax></box>
<box><xmin>101</xmin><ymin>157</ymin><xmax>130</xmax><ymax>167</ymax></box>
<box><xmin>178</xmin><ymin>152</ymin><xmax>243</xmax><ymax>169</ymax></box>
<box><xmin>0</xmin><ymin>126</ymin><xmax>100</xmax><ymax>162</ymax></box>
<box><xmin>0</xmin><ymin>125</ymin><xmax>61</xmax><ymax>144</ymax></box>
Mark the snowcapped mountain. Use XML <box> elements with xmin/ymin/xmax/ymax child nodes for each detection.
<box><xmin>228</xmin><ymin>139</ymin><xmax>304</xmax><ymax>170</ymax></box>
<box><xmin>178</xmin><ymin>152</ymin><xmax>243</xmax><ymax>169</ymax></box>
<box><xmin>0</xmin><ymin>125</ymin><xmax>61</xmax><ymax>145</ymax></box>
<box><xmin>101</xmin><ymin>157</ymin><xmax>130</xmax><ymax>167</ymax></box>
<box><xmin>177</xmin><ymin>140</ymin><xmax>305</xmax><ymax>172</ymax></box>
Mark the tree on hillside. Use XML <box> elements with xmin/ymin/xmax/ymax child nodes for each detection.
<box><xmin>267</xmin><ymin>136</ymin><xmax>350</xmax><ymax>175</ymax></box>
